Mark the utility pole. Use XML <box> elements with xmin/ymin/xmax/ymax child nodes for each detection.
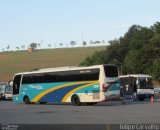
<box><xmin>82</xmin><ymin>30</ymin><xmax>83</xmax><ymax>46</ymax></box>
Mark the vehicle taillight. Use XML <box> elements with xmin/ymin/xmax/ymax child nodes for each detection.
<box><xmin>102</xmin><ymin>83</ymin><xmax>106</xmax><ymax>92</ymax></box>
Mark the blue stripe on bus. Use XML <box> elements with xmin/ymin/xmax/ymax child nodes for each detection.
<box><xmin>38</xmin><ymin>84</ymin><xmax>86</xmax><ymax>102</ymax></box>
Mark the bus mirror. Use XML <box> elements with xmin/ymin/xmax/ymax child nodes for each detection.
<box><xmin>126</xmin><ymin>85</ymin><xmax>129</xmax><ymax>91</ymax></box>
<box><xmin>105</xmin><ymin>83</ymin><xmax>110</xmax><ymax>87</ymax></box>
<box><xmin>8</xmin><ymin>81</ymin><xmax>13</xmax><ymax>87</ymax></box>
<box><xmin>136</xmin><ymin>80</ymin><xmax>139</xmax><ymax>85</ymax></box>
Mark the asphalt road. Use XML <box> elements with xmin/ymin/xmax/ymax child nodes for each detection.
<box><xmin>0</xmin><ymin>97</ymin><xmax>160</xmax><ymax>124</ymax></box>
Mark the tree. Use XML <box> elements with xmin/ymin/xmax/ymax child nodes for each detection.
<box><xmin>95</xmin><ymin>41</ymin><xmax>101</xmax><ymax>44</ymax></box>
<box><xmin>21</xmin><ymin>45</ymin><xmax>25</xmax><ymax>49</ymax></box>
<box><xmin>149</xmin><ymin>34</ymin><xmax>160</xmax><ymax>58</ymax></box>
<box><xmin>152</xmin><ymin>58</ymin><xmax>160</xmax><ymax>81</ymax></box>
<box><xmin>149</xmin><ymin>34</ymin><xmax>160</xmax><ymax>48</ymax></box>
<box><xmin>6</xmin><ymin>45</ymin><xmax>10</xmax><ymax>50</ymax></box>
<box><xmin>37</xmin><ymin>43</ymin><xmax>41</xmax><ymax>48</ymax></box>
<box><xmin>151</xmin><ymin>22</ymin><xmax>160</xmax><ymax>34</ymax></box>
<box><xmin>30</xmin><ymin>42</ymin><xmax>37</xmax><ymax>50</ymax></box>
<box><xmin>80</xmin><ymin>50</ymin><xmax>105</xmax><ymax>66</ymax></box>
<box><xmin>80</xmin><ymin>22</ymin><xmax>160</xmax><ymax>81</ymax></box>
<box><xmin>70</xmin><ymin>41</ymin><xmax>77</xmax><ymax>46</ymax></box>
<box><xmin>83</xmin><ymin>41</ymin><xmax>87</xmax><ymax>46</ymax></box>
<box><xmin>48</xmin><ymin>44</ymin><xmax>51</xmax><ymax>48</ymax></box>
<box><xmin>16</xmin><ymin>47</ymin><xmax>20</xmax><ymax>49</ymax></box>
<box><xmin>104</xmin><ymin>39</ymin><xmax>126</xmax><ymax>68</ymax></box>
<box><xmin>124</xmin><ymin>50</ymin><xmax>143</xmax><ymax>73</ymax></box>
<box><xmin>89</xmin><ymin>40</ymin><xmax>94</xmax><ymax>45</ymax></box>
<box><xmin>59</xmin><ymin>43</ymin><xmax>63</xmax><ymax>46</ymax></box>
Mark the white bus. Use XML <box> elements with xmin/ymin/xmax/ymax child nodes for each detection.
<box><xmin>119</xmin><ymin>74</ymin><xmax>154</xmax><ymax>101</ymax></box>
<box><xmin>12</xmin><ymin>64</ymin><xmax>120</xmax><ymax>105</ymax></box>
<box><xmin>0</xmin><ymin>82</ymin><xmax>12</xmax><ymax>100</ymax></box>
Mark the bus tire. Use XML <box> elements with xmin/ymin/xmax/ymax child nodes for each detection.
<box><xmin>71</xmin><ymin>95</ymin><xmax>81</xmax><ymax>106</ymax></box>
<box><xmin>23</xmin><ymin>96</ymin><xmax>30</xmax><ymax>104</ymax></box>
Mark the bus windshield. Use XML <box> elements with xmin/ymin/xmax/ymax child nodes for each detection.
<box><xmin>6</xmin><ymin>86</ymin><xmax>12</xmax><ymax>94</ymax></box>
<box><xmin>104</xmin><ymin>65</ymin><xmax>118</xmax><ymax>77</ymax></box>
<box><xmin>139</xmin><ymin>78</ymin><xmax>153</xmax><ymax>89</ymax></box>
<box><xmin>0</xmin><ymin>84</ymin><xmax>6</xmax><ymax>93</ymax></box>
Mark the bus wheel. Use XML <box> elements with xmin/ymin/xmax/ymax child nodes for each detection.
<box><xmin>23</xmin><ymin>96</ymin><xmax>30</xmax><ymax>104</ymax></box>
<box><xmin>71</xmin><ymin>95</ymin><xmax>81</xmax><ymax>106</ymax></box>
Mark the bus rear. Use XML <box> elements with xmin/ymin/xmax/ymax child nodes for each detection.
<box><xmin>100</xmin><ymin>64</ymin><xmax>120</xmax><ymax>101</ymax></box>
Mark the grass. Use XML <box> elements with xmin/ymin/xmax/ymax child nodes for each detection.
<box><xmin>0</xmin><ymin>47</ymin><xmax>105</xmax><ymax>81</ymax></box>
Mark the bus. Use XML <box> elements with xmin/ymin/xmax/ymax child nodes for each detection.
<box><xmin>0</xmin><ymin>82</ymin><xmax>13</xmax><ymax>100</ymax></box>
<box><xmin>119</xmin><ymin>74</ymin><xmax>154</xmax><ymax>101</ymax></box>
<box><xmin>12</xmin><ymin>64</ymin><xmax>120</xmax><ymax>105</ymax></box>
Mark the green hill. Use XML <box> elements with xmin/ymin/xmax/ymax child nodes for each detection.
<box><xmin>0</xmin><ymin>47</ymin><xmax>105</xmax><ymax>81</ymax></box>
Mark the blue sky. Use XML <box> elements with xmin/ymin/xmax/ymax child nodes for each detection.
<box><xmin>0</xmin><ymin>0</ymin><xmax>160</xmax><ymax>50</ymax></box>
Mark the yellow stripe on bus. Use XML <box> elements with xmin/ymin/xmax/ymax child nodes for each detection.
<box><xmin>62</xmin><ymin>81</ymin><xmax>99</xmax><ymax>102</ymax></box>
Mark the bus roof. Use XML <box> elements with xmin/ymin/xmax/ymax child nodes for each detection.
<box><xmin>14</xmin><ymin>64</ymin><xmax>117</xmax><ymax>76</ymax></box>
<box><xmin>119</xmin><ymin>74</ymin><xmax>152</xmax><ymax>78</ymax></box>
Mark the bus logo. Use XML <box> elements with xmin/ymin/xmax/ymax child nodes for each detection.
<box><xmin>29</xmin><ymin>85</ymin><xmax>43</xmax><ymax>90</ymax></box>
